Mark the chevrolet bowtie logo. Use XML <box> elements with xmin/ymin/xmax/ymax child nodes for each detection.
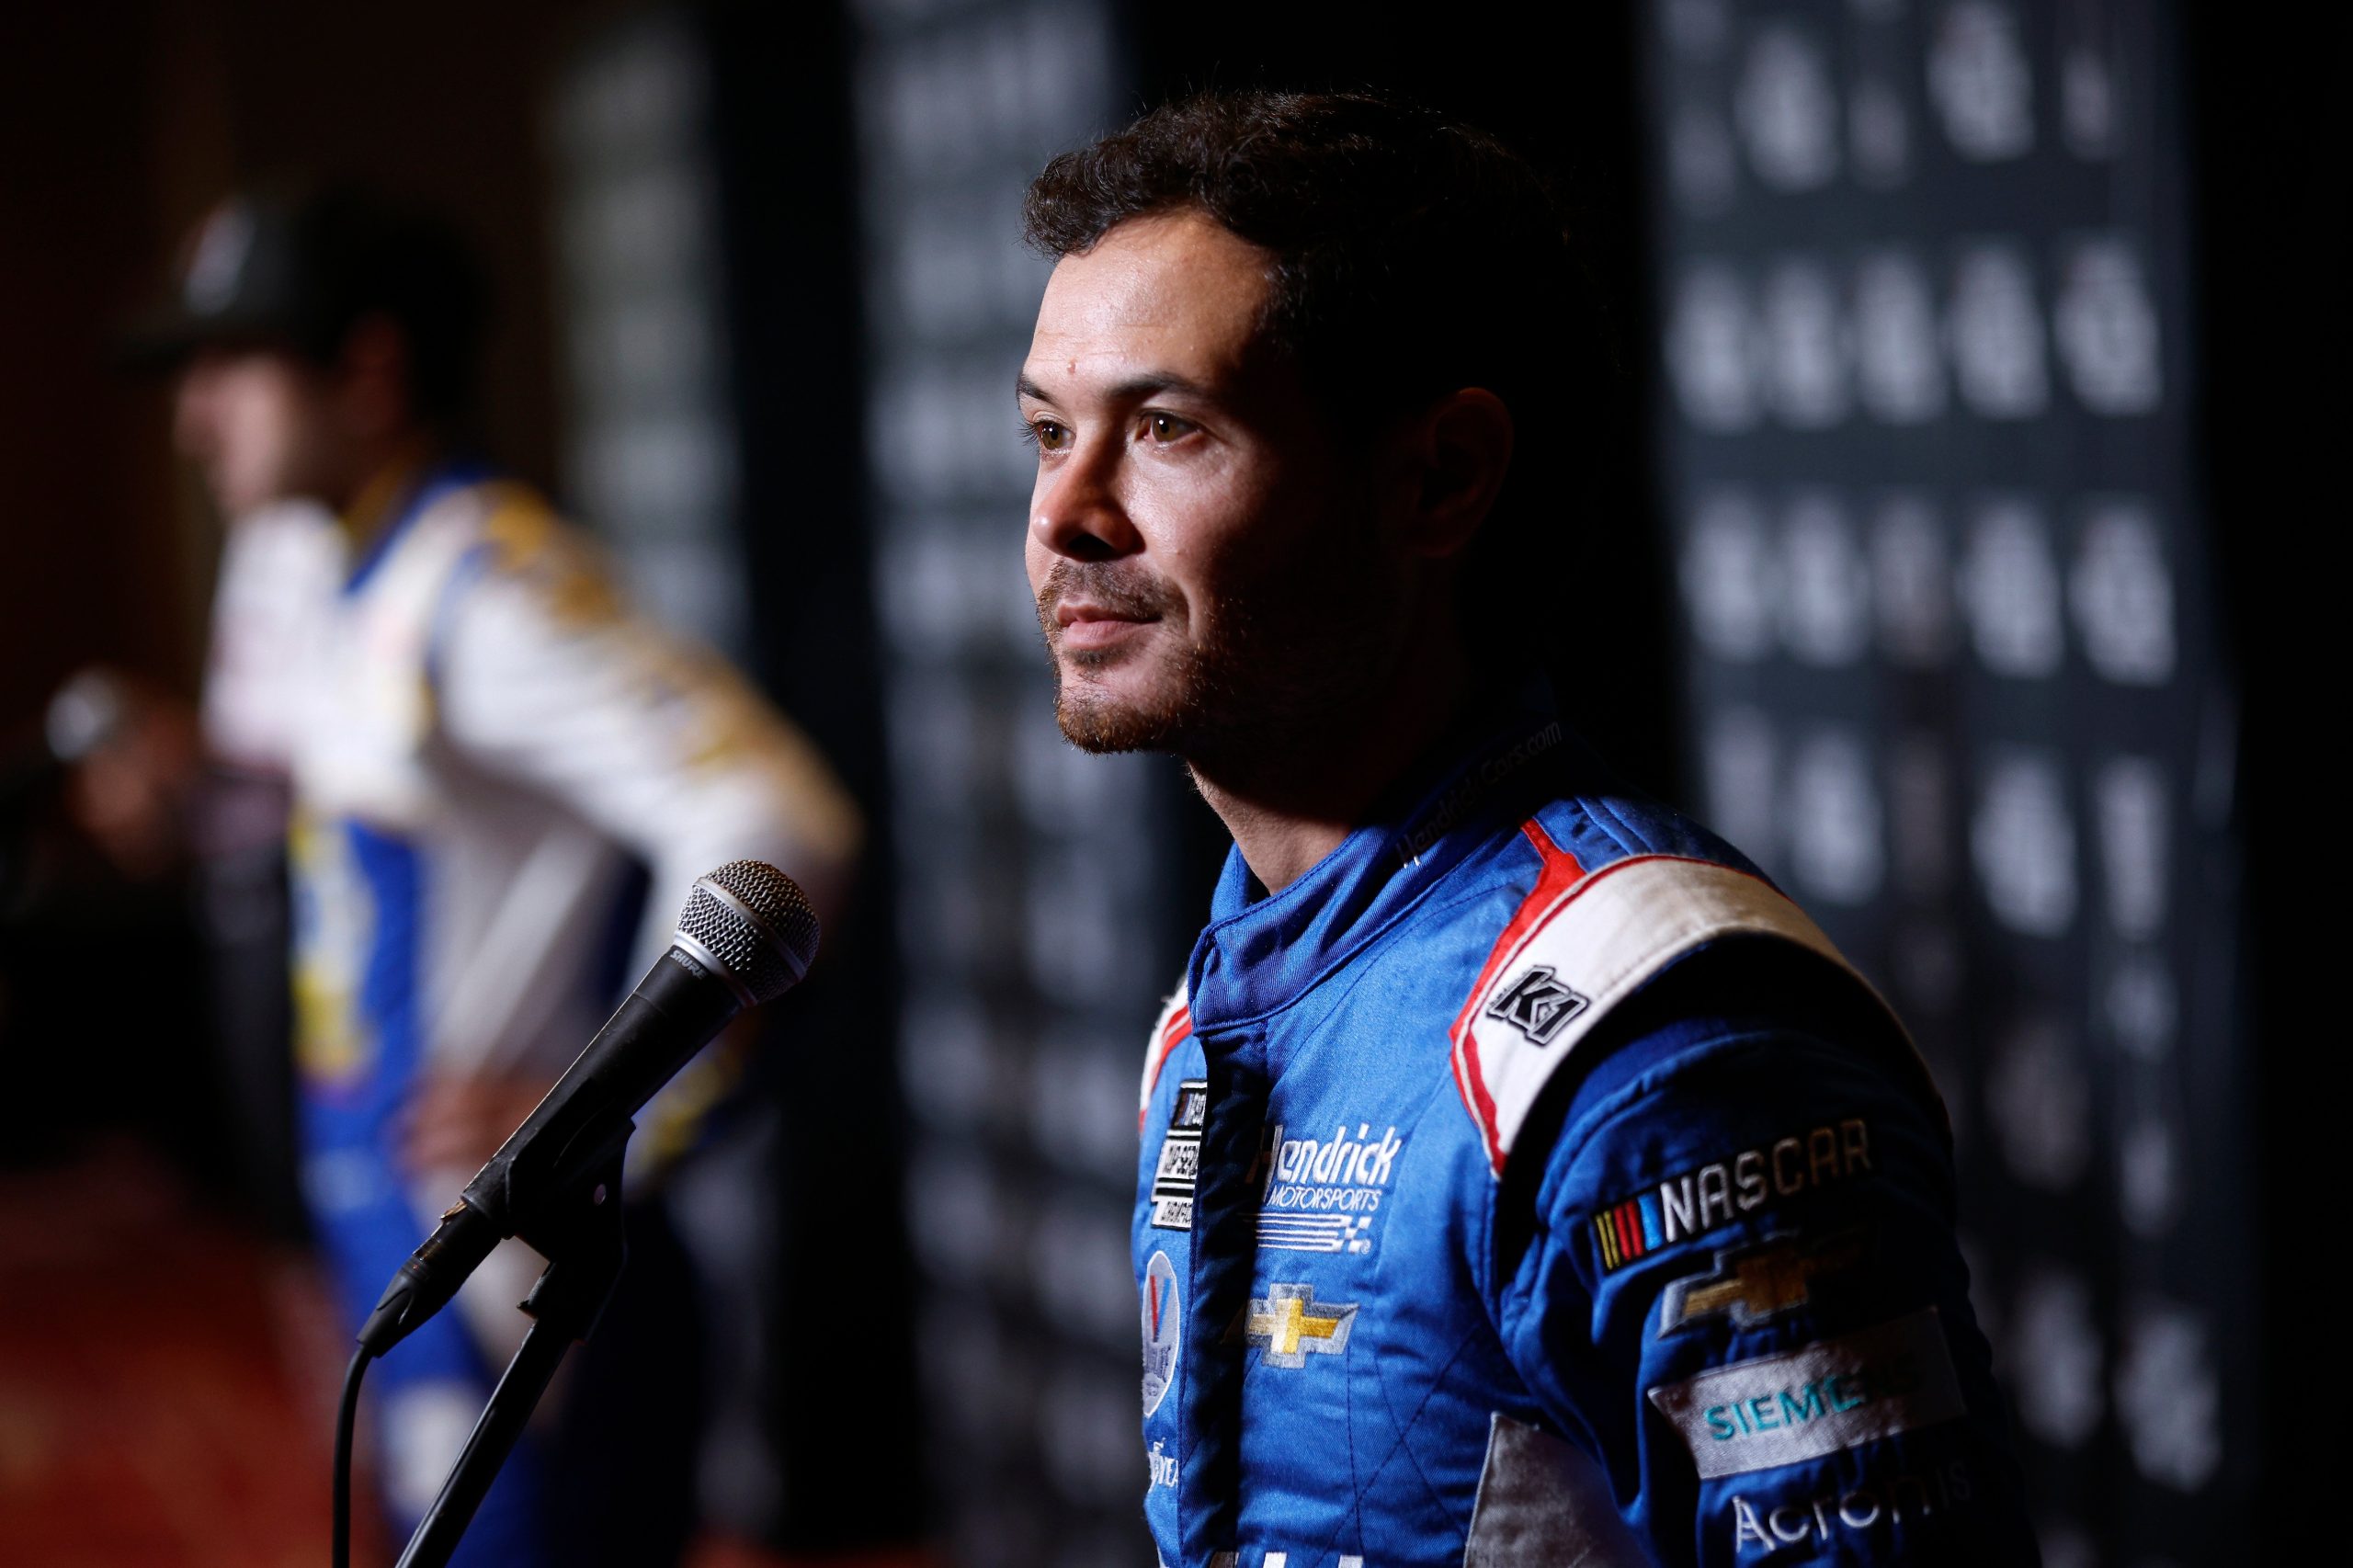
<box><xmin>1658</xmin><ymin>1233</ymin><xmax>1866</xmax><ymax>1335</ymax></box>
<box><xmin>1228</xmin><ymin>1283</ymin><xmax>1358</xmax><ymax>1368</ymax></box>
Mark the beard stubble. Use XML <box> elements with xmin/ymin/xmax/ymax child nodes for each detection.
<box><xmin>1035</xmin><ymin>523</ymin><xmax>1402</xmax><ymax>764</ymax></box>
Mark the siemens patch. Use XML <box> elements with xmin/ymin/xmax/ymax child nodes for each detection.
<box><xmin>1646</xmin><ymin>1309</ymin><xmax>1964</xmax><ymax>1479</ymax></box>
<box><xmin>1592</xmin><ymin>1118</ymin><xmax>1872</xmax><ymax>1269</ymax></box>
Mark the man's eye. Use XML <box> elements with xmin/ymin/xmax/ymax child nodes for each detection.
<box><xmin>1143</xmin><ymin>412</ymin><xmax>1197</xmax><ymax>443</ymax></box>
<box><xmin>1026</xmin><ymin>419</ymin><xmax>1070</xmax><ymax>452</ymax></box>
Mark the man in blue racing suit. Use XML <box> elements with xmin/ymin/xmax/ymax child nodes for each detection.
<box><xmin>1016</xmin><ymin>93</ymin><xmax>2039</xmax><ymax>1565</ymax></box>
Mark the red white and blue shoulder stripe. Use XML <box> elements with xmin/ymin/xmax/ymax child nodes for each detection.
<box><xmin>1138</xmin><ymin>984</ymin><xmax>1193</xmax><ymax>1131</ymax></box>
<box><xmin>1448</xmin><ymin>818</ymin><xmax>1913</xmax><ymax>1178</ymax></box>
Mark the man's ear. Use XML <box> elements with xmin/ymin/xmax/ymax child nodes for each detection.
<box><xmin>1405</xmin><ymin>387</ymin><xmax>1514</xmax><ymax>560</ymax></box>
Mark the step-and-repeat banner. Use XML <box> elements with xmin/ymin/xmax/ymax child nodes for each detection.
<box><xmin>854</xmin><ymin>4</ymin><xmax>1169</xmax><ymax>1562</ymax></box>
<box><xmin>1643</xmin><ymin>3</ymin><xmax>2250</xmax><ymax>1562</ymax></box>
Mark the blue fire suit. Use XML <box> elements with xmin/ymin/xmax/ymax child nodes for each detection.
<box><xmin>1132</xmin><ymin>704</ymin><xmax>2037</xmax><ymax>1566</ymax></box>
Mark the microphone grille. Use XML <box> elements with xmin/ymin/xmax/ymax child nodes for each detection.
<box><xmin>675</xmin><ymin>861</ymin><xmax>821</xmax><ymax>1004</ymax></box>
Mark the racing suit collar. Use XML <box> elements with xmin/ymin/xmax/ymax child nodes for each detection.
<box><xmin>1184</xmin><ymin>682</ymin><xmax>1588</xmax><ymax>1034</ymax></box>
<box><xmin>336</xmin><ymin>438</ymin><xmax>438</xmax><ymax>548</ymax></box>
<box><xmin>338</xmin><ymin>448</ymin><xmax>494</xmax><ymax>595</ymax></box>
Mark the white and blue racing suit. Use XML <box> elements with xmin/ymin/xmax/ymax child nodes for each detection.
<box><xmin>236</xmin><ymin>456</ymin><xmax>858</xmax><ymax>1562</ymax></box>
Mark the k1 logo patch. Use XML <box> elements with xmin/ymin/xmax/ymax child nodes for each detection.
<box><xmin>1141</xmin><ymin>1250</ymin><xmax>1180</xmax><ymax>1416</ymax></box>
<box><xmin>1486</xmin><ymin>963</ymin><xmax>1591</xmax><ymax>1044</ymax></box>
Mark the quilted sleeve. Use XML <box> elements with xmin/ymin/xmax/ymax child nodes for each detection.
<box><xmin>1491</xmin><ymin>964</ymin><xmax>2040</xmax><ymax>1566</ymax></box>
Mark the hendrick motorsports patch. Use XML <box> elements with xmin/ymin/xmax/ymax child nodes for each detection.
<box><xmin>1645</xmin><ymin>1309</ymin><xmax>1964</xmax><ymax>1479</ymax></box>
<box><xmin>1254</xmin><ymin>1117</ymin><xmax>1404</xmax><ymax>1256</ymax></box>
<box><xmin>1141</xmin><ymin>1250</ymin><xmax>1180</xmax><ymax>1416</ymax></box>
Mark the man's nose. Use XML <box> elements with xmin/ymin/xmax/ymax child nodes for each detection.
<box><xmin>1031</xmin><ymin>442</ymin><xmax>1142</xmax><ymax>562</ymax></box>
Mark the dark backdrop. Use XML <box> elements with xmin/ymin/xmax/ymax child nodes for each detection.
<box><xmin>1131</xmin><ymin>1</ymin><xmax>1682</xmax><ymax>891</ymax></box>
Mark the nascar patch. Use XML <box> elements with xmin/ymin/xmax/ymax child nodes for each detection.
<box><xmin>1591</xmin><ymin>1118</ymin><xmax>1872</xmax><ymax>1270</ymax></box>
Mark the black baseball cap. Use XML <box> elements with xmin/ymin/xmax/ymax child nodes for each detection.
<box><xmin>119</xmin><ymin>183</ymin><xmax>486</xmax><ymax>414</ymax></box>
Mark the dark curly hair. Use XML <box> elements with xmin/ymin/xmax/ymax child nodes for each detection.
<box><xmin>1024</xmin><ymin>90</ymin><xmax>1604</xmax><ymax>660</ymax></box>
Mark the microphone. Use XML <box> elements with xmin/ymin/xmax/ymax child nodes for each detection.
<box><xmin>3</xmin><ymin>670</ymin><xmax>126</xmax><ymax>817</ymax></box>
<box><xmin>358</xmin><ymin>859</ymin><xmax>819</xmax><ymax>1355</ymax></box>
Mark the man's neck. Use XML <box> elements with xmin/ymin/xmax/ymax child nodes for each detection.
<box><xmin>330</xmin><ymin>433</ymin><xmax>440</xmax><ymax>544</ymax></box>
<box><xmin>1188</xmin><ymin>627</ymin><xmax>1472</xmax><ymax>896</ymax></box>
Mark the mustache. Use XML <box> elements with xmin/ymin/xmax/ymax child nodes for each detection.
<box><xmin>1036</xmin><ymin>560</ymin><xmax>1180</xmax><ymax>623</ymax></box>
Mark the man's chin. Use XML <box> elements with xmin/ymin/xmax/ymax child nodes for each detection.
<box><xmin>1052</xmin><ymin>673</ymin><xmax>1188</xmax><ymax>755</ymax></box>
<box><xmin>1055</xmin><ymin>696</ymin><xmax>1168</xmax><ymax>754</ymax></box>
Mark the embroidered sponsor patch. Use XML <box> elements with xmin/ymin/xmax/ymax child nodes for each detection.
<box><xmin>1149</xmin><ymin>1079</ymin><xmax>1208</xmax><ymax>1231</ymax></box>
<box><xmin>1731</xmin><ymin>1459</ymin><xmax>1977</xmax><ymax>1553</ymax></box>
<box><xmin>1592</xmin><ymin>1118</ymin><xmax>1874</xmax><ymax>1269</ymax></box>
<box><xmin>1393</xmin><ymin>718</ymin><xmax>1564</xmax><ymax>863</ymax></box>
<box><xmin>1485</xmin><ymin>963</ymin><xmax>1591</xmax><ymax>1043</ymax></box>
<box><xmin>1254</xmin><ymin>1119</ymin><xmax>1403</xmax><ymax>1255</ymax></box>
<box><xmin>1226</xmin><ymin>1283</ymin><xmax>1358</xmax><ymax>1369</ymax></box>
<box><xmin>1658</xmin><ymin>1231</ymin><xmax>1867</xmax><ymax>1336</ymax></box>
<box><xmin>1647</xmin><ymin>1309</ymin><xmax>1965</xmax><ymax>1479</ymax></box>
<box><xmin>1141</xmin><ymin>1250</ymin><xmax>1180</xmax><ymax>1416</ymax></box>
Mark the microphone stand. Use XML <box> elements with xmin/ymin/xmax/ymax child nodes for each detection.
<box><xmin>392</xmin><ymin>1151</ymin><xmax>630</xmax><ymax>1568</ymax></box>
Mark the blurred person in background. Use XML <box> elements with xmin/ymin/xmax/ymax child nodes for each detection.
<box><xmin>1020</xmin><ymin>93</ymin><xmax>2038</xmax><ymax>1565</ymax></box>
<box><xmin>87</xmin><ymin>182</ymin><xmax>863</xmax><ymax>1567</ymax></box>
<box><xmin>55</xmin><ymin>502</ymin><xmax>341</xmax><ymax>1245</ymax></box>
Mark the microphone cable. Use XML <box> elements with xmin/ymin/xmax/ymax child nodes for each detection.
<box><xmin>333</xmin><ymin>1346</ymin><xmax>373</xmax><ymax>1568</ymax></box>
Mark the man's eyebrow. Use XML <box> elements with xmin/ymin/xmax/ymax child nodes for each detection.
<box><xmin>1015</xmin><ymin>369</ymin><xmax>1213</xmax><ymax>404</ymax></box>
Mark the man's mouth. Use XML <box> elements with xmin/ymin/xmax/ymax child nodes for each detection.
<box><xmin>1054</xmin><ymin>600</ymin><xmax>1158</xmax><ymax>652</ymax></box>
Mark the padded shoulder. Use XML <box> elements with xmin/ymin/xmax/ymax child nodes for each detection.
<box><xmin>1449</xmin><ymin>830</ymin><xmax>1913</xmax><ymax>1178</ymax></box>
<box><xmin>454</xmin><ymin>482</ymin><xmax>625</xmax><ymax>630</ymax></box>
<box><xmin>1138</xmin><ymin>983</ymin><xmax>1193</xmax><ymax>1128</ymax></box>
